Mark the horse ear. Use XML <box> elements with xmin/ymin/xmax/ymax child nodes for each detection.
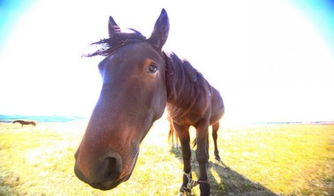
<box><xmin>148</xmin><ymin>9</ymin><xmax>169</xmax><ymax>50</ymax></box>
<box><xmin>108</xmin><ymin>16</ymin><xmax>120</xmax><ymax>38</ymax></box>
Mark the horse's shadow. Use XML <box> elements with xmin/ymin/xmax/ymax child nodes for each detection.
<box><xmin>170</xmin><ymin>147</ymin><xmax>278</xmax><ymax>196</ymax></box>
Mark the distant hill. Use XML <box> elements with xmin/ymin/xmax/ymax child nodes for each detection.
<box><xmin>0</xmin><ymin>114</ymin><xmax>87</xmax><ymax>123</ymax></box>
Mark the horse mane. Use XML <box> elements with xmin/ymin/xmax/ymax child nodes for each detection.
<box><xmin>164</xmin><ymin>52</ymin><xmax>208</xmax><ymax>113</ymax></box>
<box><xmin>83</xmin><ymin>28</ymin><xmax>146</xmax><ymax>57</ymax></box>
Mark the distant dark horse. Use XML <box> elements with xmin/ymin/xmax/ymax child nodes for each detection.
<box><xmin>12</xmin><ymin>120</ymin><xmax>37</xmax><ymax>127</ymax></box>
<box><xmin>74</xmin><ymin>9</ymin><xmax>224</xmax><ymax>196</ymax></box>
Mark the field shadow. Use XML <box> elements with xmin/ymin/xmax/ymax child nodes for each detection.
<box><xmin>170</xmin><ymin>147</ymin><xmax>278</xmax><ymax>196</ymax></box>
<box><xmin>0</xmin><ymin>172</ymin><xmax>22</xmax><ymax>196</ymax></box>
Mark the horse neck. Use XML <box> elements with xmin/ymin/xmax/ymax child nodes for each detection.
<box><xmin>164</xmin><ymin>52</ymin><xmax>206</xmax><ymax>110</ymax></box>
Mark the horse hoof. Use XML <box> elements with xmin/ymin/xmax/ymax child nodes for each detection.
<box><xmin>199</xmin><ymin>183</ymin><xmax>210</xmax><ymax>196</ymax></box>
<box><xmin>179</xmin><ymin>191</ymin><xmax>191</xmax><ymax>196</ymax></box>
<box><xmin>215</xmin><ymin>155</ymin><xmax>221</xmax><ymax>161</ymax></box>
<box><xmin>179</xmin><ymin>186</ymin><xmax>192</xmax><ymax>196</ymax></box>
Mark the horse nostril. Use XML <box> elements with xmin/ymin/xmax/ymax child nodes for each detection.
<box><xmin>104</xmin><ymin>157</ymin><xmax>117</xmax><ymax>178</ymax></box>
<box><xmin>103</xmin><ymin>153</ymin><xmax>122</xmax><ymax>180</ymax></box>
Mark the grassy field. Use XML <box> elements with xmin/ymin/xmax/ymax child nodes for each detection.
<box><xmin>0</xmin><ymin>120</ymin><xmax>333</xmax><ymax>196</ymax></box>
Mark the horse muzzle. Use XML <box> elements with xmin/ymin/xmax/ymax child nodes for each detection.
<box><xmin>74</xmin><ymin>151</ymin><xmax>124</xmax><ymax>190</ymax></box>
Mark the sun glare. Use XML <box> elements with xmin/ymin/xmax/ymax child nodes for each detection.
<box><xmin>0</xmin><ymin>0</ymin><xmax>333</xmax><ymax>123</ymax></box>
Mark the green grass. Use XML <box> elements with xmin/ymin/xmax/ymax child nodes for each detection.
<box><xmin>0</xmin><ymin>121</ymin><xmax>333</xmax><ymax>195</ymax></box>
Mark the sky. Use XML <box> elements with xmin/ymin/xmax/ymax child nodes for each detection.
<box><xmin>0</xmin><ymin>0</ymin><xmax>334</xmax><ymax>123</ymax></box>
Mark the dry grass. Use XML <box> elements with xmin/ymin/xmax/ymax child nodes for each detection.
<box><xmin>0</xmin><ymin>120</ymin><xmax>333</xmax><ymax>196</ymax></box>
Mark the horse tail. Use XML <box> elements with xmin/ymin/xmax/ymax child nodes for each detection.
<box><xmin>192</xmin><ymin>138</ymin><xmax>197</xmax><ymax>148</ymax></box>
<box><xmin>168</xmin><ymin>127</ymin><xmax>173</xmax><ymax>141</ymax></box>
<box><xmin>168</xmin><ymin>123</ymin><xmax>178</xmax><ymax>143</ymax></box>
<box><xmin>168</xmin><ymin>115</ymin><xmax>173</xmax><ymax>141</ymax></box>
<box><xmin>168</xmin><ymin>116</ymin><xmax>179</xmax><ymax>147</ymax></box>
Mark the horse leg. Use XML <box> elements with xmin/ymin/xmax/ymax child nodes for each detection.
<box><xmin>195</xmin><ymin>120</ymin><xmax>210</xmax><ymax>196</ymax></box>
<box><xmin>212</xmin><ymin>122</ymin><xmax>221</xmax><ymax>161</ymax></box>
<box><xmin>173</xmin><ymin>123</ymin><xmax>191</xmax><ymax>195</ymax></box>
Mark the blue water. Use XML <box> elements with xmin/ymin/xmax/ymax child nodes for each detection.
<box><xmin>0</xmin><ymin>114</ymin><xmax>87</xmax><ymax>123</ymax></box>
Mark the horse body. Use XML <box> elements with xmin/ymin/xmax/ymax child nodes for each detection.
<box><xmin>74</xmin><ymin>9</ymin><xmax>224</xmax><ymax>196</ymax></box>
<box><xmin>165</xmin><ymin>53</ymin><xmax>224</xmax><ymax>193</ymax></box>
<box><xmin>12</xmin><ymin>120</ymin><xmax>36</xmax><ymax>127</ymax></box>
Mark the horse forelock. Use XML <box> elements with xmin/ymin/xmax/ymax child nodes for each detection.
<box><xmin>83</xmin><ymin>28</ymin><xmax>146</xmax><ymax>57</ymax></box>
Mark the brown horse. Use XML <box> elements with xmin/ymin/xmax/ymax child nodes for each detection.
<box><xmin>12</xmin><ymin>120</ymin><xmax>37</xmax><ymax>127</ymax></box>
<box><xmin>74</xmin><ymin>9</ymin><xmax>224</xmax><ymax>196</ymax></box>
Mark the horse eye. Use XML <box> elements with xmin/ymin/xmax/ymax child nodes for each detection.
<box><xmin>147</xmin><ymin>64</ymin><xmax>158</xmax><ymax>74</ymax></box>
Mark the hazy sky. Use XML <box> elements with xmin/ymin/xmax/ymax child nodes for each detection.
<box><xmin>1</xmin><ymin>0</ymin><xmax>334</xmax><ymax>123</ymax></box>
